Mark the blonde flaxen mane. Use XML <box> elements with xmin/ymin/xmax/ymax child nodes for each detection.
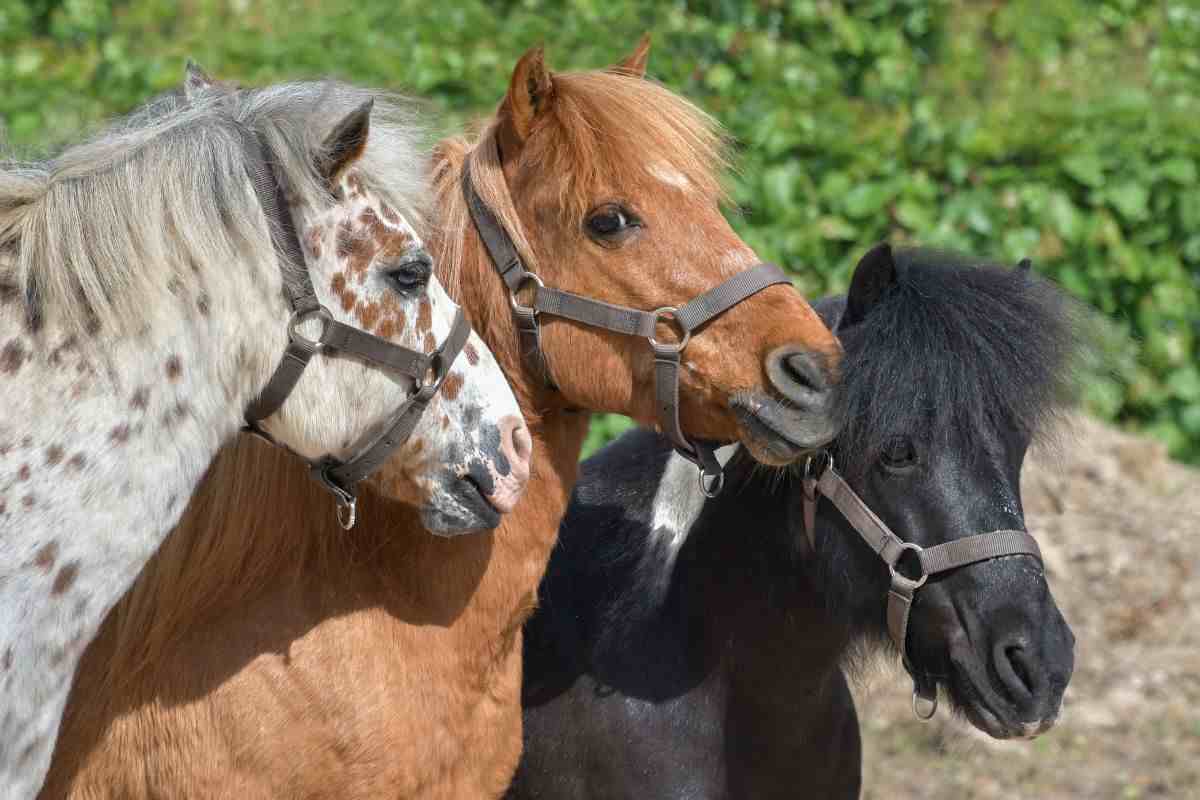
<box><xmin>0</xmin><ymin>81</ymin><xmax>427</xmax><ymax>337</ymax></box>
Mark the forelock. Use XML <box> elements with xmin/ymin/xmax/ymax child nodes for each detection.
<box><xmin>832</xmin><ymin>248</ymin><xmax>1083</xmax><ymax>478</ymax></box>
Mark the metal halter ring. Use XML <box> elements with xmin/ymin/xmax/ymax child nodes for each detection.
<box><xmin>803</xmin><ymin>450</ymin><xmax>833</xmax><ymax>482</ymax></box>
<box><xmin>912</xmin><ymin>688</ymin><xmax>938</xmax><ymax>721</ymax></box>
<box><xmin>419</xmin><ymin>350</ymin><xmax>445</xmax><ymax>391</ymax></box>
<box><xmin>288</xmin><ymin>305</ymin><xmax>333</xmax><ymax>350</ymax></box>
<box><xmin>699</xmin><ymin>467</ymin><xmax>725</xmax><ymax>498</ymax></box>
<box><xmin>509</xmin><ymin>272</ymin><xmax>545</xmax><ymax>315</ymax></box>
<box><xmin>889</xmin><ymin>541</ymin><xmax>929</xmax><ymax>590</ymax></box>
<box><xmin>313</xmin><ymin>462</ymin><xmax>358</xmax><ymax>530</ymax></box>
<box><xmin>648</xmin><ymin>307</ymin><xmax>691</xmax><ymax>353</ymax></box>
<box><xmin>335</xmin><ymin>497</ymin><xmax>358</xmax><ymax>531</ymax></box>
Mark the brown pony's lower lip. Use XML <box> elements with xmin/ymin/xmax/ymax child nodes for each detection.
<box><xmin>729</xmin><ymin>393</ymin><xmax>838</xmax><ymax>465</ymax></box>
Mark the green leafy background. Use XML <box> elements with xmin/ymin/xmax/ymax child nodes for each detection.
<box><xmin>3</xmin><ymin>0</ymin><xmax>1198</xmax><ymax>461</ymax></box>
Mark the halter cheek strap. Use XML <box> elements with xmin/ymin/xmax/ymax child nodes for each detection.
<box><xmin>801</xmin><ymin>455</ymin><xmax>1042</xmax><ymax>720</ymax></box>
<box><xmin>462</xmin><ymin>161</ymin><xmax>790</xmax><ymax>493</ymax></box>
<box><xmin>238</xmin><ymin>127</ymin><xmax>471</xmax><ymax>528</ymax></box>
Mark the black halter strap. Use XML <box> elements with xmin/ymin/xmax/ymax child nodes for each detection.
<box><xmin>461</xmin><ymin>160</ymin><xmax>790</xmax><ymax>493</ymax></box>
<box><xmin>238</xmin><ymin>127</ymin><xmax>471</xmax><ymax>528</ymax></box>
<box><xmin>800</xmin><ymin>453</ymin><xmax>1042</xmax><ymax>720</ymax></box>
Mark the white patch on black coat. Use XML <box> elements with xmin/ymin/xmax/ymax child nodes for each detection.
<box><xmin>642</xmin><ymin>445</ymin><xmax>740</xmax><ymax>598</ymax></box>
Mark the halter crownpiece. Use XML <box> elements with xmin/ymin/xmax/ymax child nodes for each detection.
<box><xmin>801</xmin><ymin>452</ymin><xmax>1043</xmax><ymax>720</ymax></box>
<box><xmin>238</xmin><ymin>126</ymin><xmax>471</xmax><ymax>529</ymax></box>
<box><xmin>462</xmin><ymin>158</ymin><xmax>791</xmax><ymax>495</ymax></box>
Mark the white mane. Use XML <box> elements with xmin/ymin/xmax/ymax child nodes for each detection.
<box><xmin>0</xmin><ymin>81</ymin><xmax>428</xmax><ymax>336</ymax></box>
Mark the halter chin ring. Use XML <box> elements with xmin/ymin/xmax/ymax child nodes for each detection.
<box><xmin>288</xmin><ymin>305</ymin><xmax>333</xmax><ymax>350</ymax></box>
<box><xmin>912</xmin><ymin>688</ymin><xmax>938</xmax><ymax>721</ymax></box>
<box><xmin>802</xmin><ymin>450</ymin><xmax>833</xmax><ymax>483</ymax></box>
<box><xmin>649</xmin><ymin>307</ymin><xmax>691</xmax><ymax>353</ymax></box>
<box><xmin>509</xmin><ymin>271</ymin><xmax>545</xmax><ymax>315</ymax></box>
<box><xmin>313</xmin><ymin>460</ymin><xmax>357</xmax><ymax>530</ymax></box>
<box><xmin>699</xmin><ymin>467</ymin><xmax>725</xmax><ymax>498</ymax></box>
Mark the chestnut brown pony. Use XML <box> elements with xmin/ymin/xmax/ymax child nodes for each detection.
<box><xmin>44</xmin><ymin>40</ymin><xmax>841</xmax><ymax>798</ymax></box>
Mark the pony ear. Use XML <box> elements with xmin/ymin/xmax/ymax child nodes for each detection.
<box><xmin>320</xmin><ymin>99</ymin><xmax>373</xmax><ymax>186</ymax></box>
<box><xmin>841</xmin><ymin>242</ymin><xmax>897</xmax><ymax>330</ymax></box>
<box><xmin>1016</xmin><ymin>257</ymin><xmax>1033</xmax><ymax>273</ymax></box>
<box><xmin>497</xmin><ymin>46</ymin><xmax>555</xmax><ymax>158</ymax></box>
<box><xmin>610</xmin><ymin>33</ymin><xmax>651</xmax><ymax>78</ymax></box>
<box><xmin>183</xmin><ymin>60</ymin><xmax>218</xmax><ymax>101</ymax></box>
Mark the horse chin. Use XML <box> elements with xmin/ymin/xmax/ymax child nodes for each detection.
<box><xmin>420</xmin><ymin>476</ymin><xmax>503</xmax><ymax>536</ymax></box>
<box><xmin>939</xmin><ymin>651</ymin><xmax>1062</xmax><ymax>741</ymax></box>
<box><xmin>730</xmin><ymin>391</ymin><xmax>838</xmax><ymax>467</ymax></box>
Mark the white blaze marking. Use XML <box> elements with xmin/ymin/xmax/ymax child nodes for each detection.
<box><xmin>647</xmin><ymin>162</ymin><xmax>691</xmax><ymax>190</ymax></box>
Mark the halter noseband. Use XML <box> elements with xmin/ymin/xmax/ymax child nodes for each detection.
<box><xmin>462</xmin><ymin>159</ymin><xmax>791</xmax><ymax>495</ymax></box>
<box><xmin>238</xmin><ymin>128</ymin><xmax>471</xmax><ymax>529</ymax></box>
<box><xmin>801</xmin><ymin>452</ymin><xmax>1042</xmax><ymax>720</ymax></box>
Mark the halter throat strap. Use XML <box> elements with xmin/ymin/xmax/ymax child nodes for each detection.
<box><xmin>801</xmin><ymin>457</ymin><xmax>1042</xmax><ymax>718</ymax></box>
<box><xmin>237</xmin><ymin>128</ymin><xmax>471</xmax><ymax>526</ymax></box>
<box><xmin>461</xmin><ymin>161</ymin><xmax>790</xmax><ymax>490</ymax></box>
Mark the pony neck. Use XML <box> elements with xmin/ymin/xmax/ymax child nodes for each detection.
<box><xmin>0</xmin><ymin>262</ymin><xmax>283</xmax><ymax>796</ymax></box>
<box><xmin>553</xmin><ymin>454</ymin><xmax>848</xmax><ymax>694</ymax></box>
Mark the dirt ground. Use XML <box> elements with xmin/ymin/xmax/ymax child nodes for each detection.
<box><xmin>858</xmin><ymin>415</ymin><xmax>1200</xmax><ymax>800</ymax></box>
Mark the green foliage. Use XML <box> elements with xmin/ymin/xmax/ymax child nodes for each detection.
<box><xmin>4</xmin><ymin>0</ymin><xmax>1198</xmax><ymax>461</ymax></box>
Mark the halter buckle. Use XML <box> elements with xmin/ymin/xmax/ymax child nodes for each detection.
<box><xmin>509</xmin><ymin>272</ymin><xmax>545</xmax><ymax>315</ymax></box>
<box><xmin>889</xmin><ymin>541</ymin><xmax>929</xmax><ymax>590</ymax></box>
<box><xmin>648</xmin><ymin>307</ymin><xmax>691</xmax><ymax>353</ymax></box>
<box><xmin>288</xmin><ymin>305</ymin><xmax>333</xmax><ymax>351</ymax></box>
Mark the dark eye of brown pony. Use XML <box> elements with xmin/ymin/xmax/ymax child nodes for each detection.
<box><xmin>584</xmin><ymin>203</ymin><xmax>642</xmax><ymax>247</ymax></box>
<box><xmin>880</xmin><ymin>436</ymin><xmax>917</xmax><ymax>472</ymax></box>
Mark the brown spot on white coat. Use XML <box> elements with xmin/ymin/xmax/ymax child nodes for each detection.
<box><xmin>52</xmin><ymin>562</ymin><xmax>80</xmax><ymax>594</ymax></box>
<box><xmin>441</xmin><ymin>372</ymin><xmax>464</xmax><ymax>401</ymax></box>
<box><xmin>1</xmin><ymin>339</ymin><xmax>26</xmax><ymax>374</ymax></box>
<box><xmin>33</xmin><ymin>541</ymin><xmax>58</xmax><ymax>571</ymax></box>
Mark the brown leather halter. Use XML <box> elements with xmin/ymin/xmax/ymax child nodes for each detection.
<box><xmin>801</xmin><ymin>451</ymin><xmax>1043</xmax><ymax>720</ymax></box>
<box><xmin>239</xmin><ymin>127</ymin><xmax>471</xmax><ymax>529</ymax></box>
<box><xmin>462</xmin><ymin>160</ymin><xmax>792</xmax><ymax>496</ymax></box>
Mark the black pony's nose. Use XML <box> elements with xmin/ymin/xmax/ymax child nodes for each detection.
<box><xmin>991</xmin><ymin>622</ymin><xmax>1073</xmax><ymax>722</ymax></box>
<box><xmin>765</xmin><ymin>346</ymin><xmax>834</xmax><ymax>410</ymax></box>
<box><xmin>993</xmin><ymin>634</ymin><xmax>1039</xmax><ymax>708</ymax></box>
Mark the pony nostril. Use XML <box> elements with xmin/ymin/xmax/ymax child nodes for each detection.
<box><xmin>784</xmin><ymin>353</ymin><xmax>826</xmax><ymax>393</ymax></box>
<box><xmin>765</xmin><ymin>346</ymin><xmax>832</xmax><ymax>407</ymax></box>
<box><xmin>499</xmin><ymin>416</ymin><xmax>532</xmax><ymax>482</ymax></box>
<box><xmin>480</xmin><ymin>416</ymin><xmax>530</xmax><ymax>516</ymax></box>
<box><xmin>994</xmin><ymin>639</ymin><xmax>1038</xmax><ymax>707</ymax></box>
<box><xmin>510</xmin><ymin>421</ymin><xmax>532</xmax><ymax>467</ymax></box>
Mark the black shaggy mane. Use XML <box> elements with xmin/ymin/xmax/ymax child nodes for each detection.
<box><xmin>825</xmin><ymin>248</ymin><xmax>1082</xmax><ymax>480</ymax></box>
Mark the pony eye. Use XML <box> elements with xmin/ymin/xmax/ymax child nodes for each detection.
<box><xmin>382</xmin><ymin>251</ymin><xmax>432</xmax><ymax>294</ymax></box>
<box><xmin>585</xmin><ymin>204</ymin><xmax>641</xmax><ymax>245</ymax></box>
<box><xmin>880</xmin><ymin>437</ymin><xmax>917</xmax><ymax>470</ymax></box>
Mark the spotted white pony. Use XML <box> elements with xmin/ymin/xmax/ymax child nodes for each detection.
<box><xmin>0</xmin><ymin>69</ymin><xmax>529</xmax><ymax>798</ymax></box>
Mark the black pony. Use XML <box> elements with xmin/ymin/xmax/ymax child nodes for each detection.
<box><xmin>508</xmin><ymin>244</ymin><xmax>1079</xmax><ymax>799</ymax></box>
